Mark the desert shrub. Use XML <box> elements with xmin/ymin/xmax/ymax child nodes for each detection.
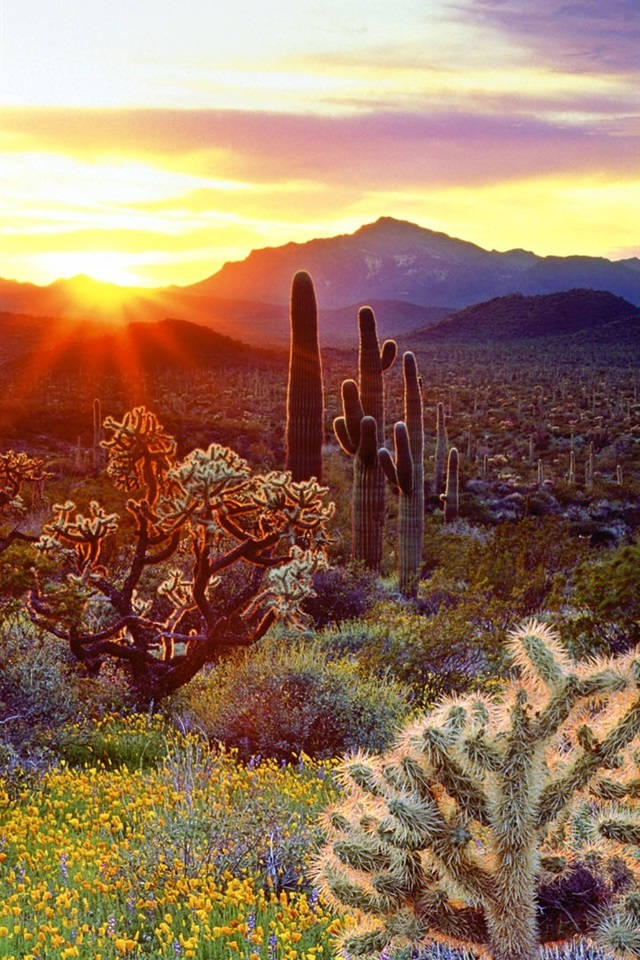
<box><xmin>317</xmin><ymin>597</ymin><xmax>510</xmax><ymax>703</ymax></box>
<box><xmin>0</xmin><ymin>613</ymin><xmax>131</xmax><ymax>774</ymax></box>
<box><xmin>302</xmin><ymin>562</ymin><xmax>387</xmax><ymax>628</ymax></box>
<box><xmin>171</xmin><ymin>635</ymin><xmax>411</xmax><ymax>762</ymax></box>
<box><xmin>557</xmin><ymin>537</ymin><xmax>640</xmax><ymax>658</ymax></box>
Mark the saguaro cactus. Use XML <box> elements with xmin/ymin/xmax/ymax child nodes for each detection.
<box><xmin>333</xmin><ymin>308</ymin><xmax>396</xmax><ymax>571</ymax></box>
<box><xmin>334</xmin><ymin>381</ymin><xmax>380</xmax><ymax>568</ymax></box>
<box><xmin>316</xmin><ymin>619</ymin><xmax>640</xmax><ymax>960</ymax></box>
<box><xmin>434</xmin><ymin>400</ymin><xmax>448</xmax><ymax>496</ymax></box>
<box><xmin>440</xmin><ymin>446</ymin><xmax>459</xmax><ymax>523</ymax></box>
<box><xmin>285</xmin><ymin>271</ymin><xmax>324</xmax><ymax>481</ymax></box>
<box><xmin>379</xmin><ymin>351</ymin><xmax>424</xmax><ymax>596</ymax></box>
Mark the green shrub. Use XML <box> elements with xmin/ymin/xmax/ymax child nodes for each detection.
<box><xmin>50</xmin><ymin>712</ymin><xmax>172</xmax><ymax>769</ymax></box>
<box><xmin>171</xmin><ymin>635</ymin><xmax>411</xmax><ymax>761</ymax></box>
<box><xmin>302</xmin><ymin>562</ymin><xmax>387</xmax><ymax>627</ymax></box>
<box><xmin>0</xmin><ymin>612</ymin><xmax>131</xmax><ymax>774</ymax></box>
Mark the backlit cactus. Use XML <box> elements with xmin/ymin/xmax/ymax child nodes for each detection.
<box><xmin>379</xmin><ymin>351</ymin><xmax>424</xmax><ymax>596</ymax></box>
<box><xmin>285</xmin><ymin>270</ymin><xmax>324</xmax><ymax>482</ymax></box>
<box><xmin>333</xmin><ymin>307</ymin><xmax>396</xmax><ymax>571</ymax></box>
<box><xmin>315</xmin><ymin>619</ymin><xmax>640</xmax><ymax>960</ymax></box>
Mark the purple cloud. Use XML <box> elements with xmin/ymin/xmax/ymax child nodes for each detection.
<box><xmin>4</xmin><ymin>106</ymin><xmax>639</xmax><ymax>189</ymax></box>
<box><xmin>461</xmin><ymin>0</ymin><xmax>640</xmax><ymax>74</ymax></box>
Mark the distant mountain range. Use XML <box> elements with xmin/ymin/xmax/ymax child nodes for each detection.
<box><xmin>411</xmin><ymin>289</ymin><xmax>639</xmax><ymax>343</ymax></box>
<box><xmin>190</xmin><ymin>216</ymin><xmax>640</xmax><ymax>311</ymax></box>
<box><xmin>1</xmin><ymin>217</ymin><xmax>639</xmax><ymax>347</ymax></box>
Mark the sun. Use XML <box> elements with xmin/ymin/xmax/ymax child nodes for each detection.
<box><xmin>45</xmin><ymin>251</ymin><xmax>147</xmax><ymax>289</ymax></box>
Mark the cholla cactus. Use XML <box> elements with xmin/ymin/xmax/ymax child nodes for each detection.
<box><xmin>30</xmin><ymin>406</ymin><xmax>334</xmax><ymax>702</ymax></box>
<box><xmin>315</xmin><ymin>619</ymin><xmax>640</xmax><ymax>960</ymax></box>
<box><xmin>0</xmin><ymin>450</ymin><xmax>49</xmax><ymax>552</ymax></box>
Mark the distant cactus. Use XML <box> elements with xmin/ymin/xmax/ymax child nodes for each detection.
<box><xmin>333</xmin><ymin>308</ymin><xmax>396</xmax><ymax>570</ymax></box>
<box><xmin>568</xmin><ymin>449</ymin><xmax>576</xmax><ymax>485</ymax></box>
<box><xmin>379</xmin><ymin>352</ymin><xmax>424</xmax><ymax>596</ymax></box>
<box><xmin>92</xmin><ymin>397</ymin><xmax>103</xmax><ymax>472</ymax></box>
<box><xmin>537</xmin><ymin>457</ymin><xmax>544</xmax><ymax>486</ymax></box>
<box><xmin>585</xmin><ymin>441</ymin><xmax>594</xmax><ymax>490</ymax></box>
<box><xmin>440</xmin><ymin>446</ymin><xmax>459</xmax><ymax>523</ymax></box>
<box><xmin>285</xmin><ymin>271</ymin><xmax>324</xmax><ymax>481</ymax></box>
<box><xmin>434</xmin><ymin>400</ymin><xmax>448</xmax><ymax>496</ymax></box>
<box><xmin>316</xmin><ymin>619</ymin><xmax>640</xmax><ymax>960</ymax></box>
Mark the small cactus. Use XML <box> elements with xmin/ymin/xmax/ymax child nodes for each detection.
<box><xmin>285</xmin><ymin>271</ymin><xmax>324</xmax><ymax>482</ymax></box>
<box><xmin>440</xmin><ymin>446</ymin><xmax>459</xmax><ymax>523</ymax></box>
<box><xmin>434</xmin><ymin>400</ymin><xmax>448</xmax><ymax>496</ymax></box>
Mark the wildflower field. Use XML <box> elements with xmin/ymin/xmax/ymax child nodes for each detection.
<box><xmin>0</xmin><ymin>715</ymin><xmax>344</xmax><ymax>960</ymax></box>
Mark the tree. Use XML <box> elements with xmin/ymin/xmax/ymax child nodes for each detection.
<box><xmin>30</xmin><ymin>406</ymin><xmax>334</xmax><ymax>703</ymax></box>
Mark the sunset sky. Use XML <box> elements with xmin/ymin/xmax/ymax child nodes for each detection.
<box><xmin>1</xmin><ymin>0</ymin><xmax>639</xmax><ymax>287</ymax></box>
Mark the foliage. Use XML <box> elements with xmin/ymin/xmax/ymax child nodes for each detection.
<box><xmin>0</xmin><ymin>726</ymin><xmax>341</xmax><ymax>959</ymax></box>
<box><xmin>315</xmin><ymin>619</ymin><xmax>640</xmax><ymax>960</ymax></box>
<box><xmin>302</xmin><ymin>561</ymin><xmax>387</xmax><ymax>628</ymax></box>
<box><xmin>29</xmin><ymin>406</ymin><xmax>334</xmax><ymax>702</ymax></box>
<box><xmin>172</xmin><ymin>635</ymin><xmax>412</xmax><ymax>762</ymax></box>
<box><xmin>0</xmin><ymin>614</ymin><xmax>131</xmax><ymax>775</ymax></box>
<box><xmin>557</xmin><ymin>537</ymin><xmax>640</xmax><ymax>658</ymax></box>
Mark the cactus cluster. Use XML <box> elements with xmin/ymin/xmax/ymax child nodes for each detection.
<box><xmin>316</xmin><ymin>619</ymin><xmax>640</xmax><ymax>960</ymax></box>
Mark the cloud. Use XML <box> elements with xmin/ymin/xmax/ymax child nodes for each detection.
<box><xmin>3</xmin><ymin>106</ymin><xmax>640</xmax><ymax>192</ymax></box>
<box><xmin>459</xmin><ymin>0</ymin><xmax>640</xmax><ymax>74</ymax></box>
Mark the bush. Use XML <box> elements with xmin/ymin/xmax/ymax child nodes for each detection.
<box><xmin>171</xmin><ymin>635</ymin><xmax>411</xmax><ymax>762</ymax></box>
<box><xmin>0</xmin><ymin>613</ymin><xmax>131</xmax><ymax>774</ymax></box>
<box><xmin>302</xmin><ymin>562</ymin><xmax>387</xmax><ymax>628</ymax></box>
<box><xmin>317</xmin><ymin>597</ymin><xmax>509</xmax><ymax>703</ymax></box>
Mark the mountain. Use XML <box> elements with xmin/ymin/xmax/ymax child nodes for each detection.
<box><xmin>189</xmin><ymin>217</ymin><xmax>640</xmax><ymax>310</ymax></box>
<box><xmin>410</xmin><ymin>289</ymin><xmax>639</xmax><ymax>343</ymax></box>
<box><xmin>2</xmin><ymin>218</ymin><xmax>640</xmax><ymax>348</ymax></box>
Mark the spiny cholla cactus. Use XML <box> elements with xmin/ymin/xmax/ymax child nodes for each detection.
<box><xmin>31</xmin><ymin>406</ymin><xmax>334</xmax><ymax>702</ymax></box>
<box><xmin>0</xmin><ymin>450</ymin><xmax>49</xmax><ymax>553</ymax></box>
<box><xmin>315</xmin><ymin>619</ymin><xmax>640</xmax><ymax>960</ymax></box>
<box><xmin>285</xmin><ymin>270</ymin><xmax>324</xmax><ymax>482</ymax></box>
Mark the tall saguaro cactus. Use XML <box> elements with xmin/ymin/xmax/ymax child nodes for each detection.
<box><xmin>316</xmin><ymin>619</ymin><xmax>640</xmax><ymax>960</ymax></box>
<box><xmin>379</xmin><ymin>351</ymin><xmax>424</xmax><ymax>596</ymax></box>
<box><xmin>333</xmin><ymin>307</ymin><xmax>396</xmax><ymax>571</ymax></box>
<box><xmin>285</xmin><ymin>271</ymin><xmax>324</xmax><ymax>482</ymax></box>
<box><xmin>334</xmin><ymin>381</ymin><xmax>381</xmax><ymax>568</ymax></box>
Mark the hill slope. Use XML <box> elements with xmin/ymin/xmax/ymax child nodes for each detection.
<box><xmin>411</xmin><ymin>289</ymin><xmax>639</xmax><ymax>343</ymax></box>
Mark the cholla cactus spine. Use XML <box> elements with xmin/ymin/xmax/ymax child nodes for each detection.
<box><xmin>316</xmin><ymin>619</ymin><xmax>640</xmax><ymax>960</ymax></box>
<box><xmin>285</xmin><ymin>271</ymin><xmax>324</xmax><ymax>482</ymax></box>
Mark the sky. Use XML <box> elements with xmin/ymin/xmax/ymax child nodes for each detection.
<box><xmin>1</xmin><ymin>0</ymin><xmax>639</xmax><ymax>287</ymax></box>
